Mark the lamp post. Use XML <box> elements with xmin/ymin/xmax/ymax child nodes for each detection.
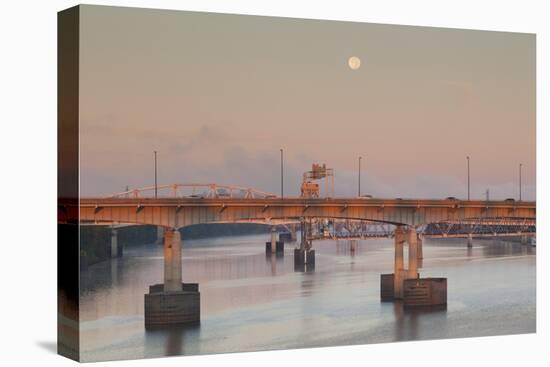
<box><xmin>358</xmin><ymin>156</ymin><xmax>362</xmax><ymax>197</ymax></box>
<box><xmin>154</xmin><ymin>150</ymin><xmax>158</xmax><ymax>199</ymax></box>
<box><xmin>280</xmin><ymin>149</ymin><xmax>284</xmax><ymax>199</ymax></box>
<box><xmin>466</xmin><ymin>156</ymin><xmax>470</xmax><ymax>200</ymax></box>
<box><xmin>519</xmin><ymin>163</ymin><xmax>523</xmax><ymax>201</ymax></box>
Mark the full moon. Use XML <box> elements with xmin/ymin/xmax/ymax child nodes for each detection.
<box><xmin>348</xmin><ymin>56</ymin><xmax>361</xmax><ymax>70</ymax></box>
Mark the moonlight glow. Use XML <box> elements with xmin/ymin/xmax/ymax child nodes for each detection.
<box><xmin>348</xmin><ymin>56</ymin><xmax>361</xmax><ymax>70</ymax></box>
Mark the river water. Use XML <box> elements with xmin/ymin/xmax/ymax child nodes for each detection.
<box><xmin>79</xmin><ymin>234</ymin><xmax>536</xmax><ymax>362</ymax></box>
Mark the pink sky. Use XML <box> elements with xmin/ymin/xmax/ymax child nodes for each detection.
<box><xmin>79</xmin><ymin>6</ymin><xmax>535</xmax><ymax>199</ymax></box>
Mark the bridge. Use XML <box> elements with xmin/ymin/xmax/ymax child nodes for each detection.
<box><xmin>58</xmin><ymin>183</ymin><xmax>536</xmax><ymax>328</ymax></box>
<box><xmin>289</xmin><ymin>217</ymin><xmax>535</xmax><ymax>242</ymax></box>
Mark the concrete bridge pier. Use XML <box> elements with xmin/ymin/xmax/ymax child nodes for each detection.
<box><xmin>110</xmin><ymin>229</ymin><xmax>122</xmax><ymax>258</ymax></box>
<box><xmin>290</xmin><ymin>223</ymin><xmax>298</xmax><ymax>241</ymax></box>
<box><xmin>163</xmin><ymin>229</ymin><xmax>182</xmax><ymax>292</ymax></box>
<box><xmin>381</xmin><ymin>226</ymin><xmax>421</xmax><ymax>301</ymax></box>
<box><xmin>393</xmin><ymin>226</ymin><xmax>407</xmax><ymax>299</ymax></box>
<box><xmin>266</xmin><ymin>226</ymin><xmax>284</xmax><ymax>255</ymax></box>
<box><xmin>381</xmin><ymin>226</ymin><xmax>447</xmax><ymax>307</ymax></box>
<box><xmin>417</xmin><ymin>234</ymin><xmax>423</xmax><ymax>260</ymax></box>
<box><xmin>144</xmin><ymin>228</ymin><xmax>200</xmax><ymax>329</ymax></box>
<box><xmin>407</xmin><ymin>228</ymin><xmax>418</xmax><ymax>279</ymax></box>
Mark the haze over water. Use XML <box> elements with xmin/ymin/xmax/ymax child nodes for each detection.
<box><xmin>79</xmin><ymin>235</ymin><xmax>535</xmax><ymax>362</ymax></box>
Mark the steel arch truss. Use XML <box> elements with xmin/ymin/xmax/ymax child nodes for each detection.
<box><xmin>421</xmin><ymin>217</ymin><xmax>536</xmax><ymax>238</ymax></box>
<box><xmin>110</xmin><ymin>183</ymin><xmax>277</xmax><ymax>200</ymax></box>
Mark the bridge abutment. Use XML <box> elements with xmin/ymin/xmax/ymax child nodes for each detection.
<box><xmin>144</xmin><ymin>228</ymin><xmax>200</xmax><ymax>329</ymax></box>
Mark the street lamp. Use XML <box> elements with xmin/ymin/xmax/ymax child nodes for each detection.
<box><xmin>519</xmin><ymin>163</ymin><xmax>523</xmax><ymax>201</ymax></box>
<box><xmin>280</xmin><ymin>149</ymin><xmax>284</xmax><ymax>199</ymax></box>
<box><xmin>358</xmin><ymin>156</ymin><xmax>362</xmax><ymax>197</ymax></box>
<box><xmin>466</xmin><ymin>156</ymin><xmax>470</xmax><ymax>200</ymax></box>
<box><xmin>154</xmin><ymin>150</ymin><xmax>158</xmax><ymax>199</ymax></box>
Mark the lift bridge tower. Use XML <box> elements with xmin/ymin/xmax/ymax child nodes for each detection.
<box><xmin>300</xmin><ymin>163</ymin><xmax>335</xmax><ymax>198</ymax></box>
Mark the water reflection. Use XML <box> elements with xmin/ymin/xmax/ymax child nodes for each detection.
<box><xmin>392</xmin><ymin>301</ymin><xmax>448</xmax><ymax>341</ymax></box>
<box><xmin>145</xmin><ymin>324</ymin><xmax>201</xmax><ymax>357</ymax></box>
<box><xmin>265</xmin><ymin>252</ymin><xmax>284</xmax><ymax>275</ymax></box>
<box><xmin>78</xmin><ymin>234</ymin><xmax>536</xmax><ymax>362</ymax></box>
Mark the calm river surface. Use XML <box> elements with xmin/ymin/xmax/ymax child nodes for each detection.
<box><xmin>79</xmin><ymin>235</ymin><xmax>536</xmax><ymax>362</ymax></box>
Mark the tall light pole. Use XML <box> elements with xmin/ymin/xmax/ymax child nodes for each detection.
<box><xmin>358</xmin><ymin>156</ymin><xmax>362</xmax><ymax>197</ymax></box>
<box><xmin>466</xmin><ymin>156</ymin><xmax>470</xmax><ymax>200</ymax></box>
<box><xmin>280</xmin><ymin>148</ymin><xmax>284</xmax><ymax>199</ymax></box>
<box><xmin>519</xmin><ymin>163</ymin><xmax>523</xmax><ymax>201</ymax></box>
<box><xmin>154</xmin><ymin>150</ymin><xmax>158</xmax><ymax>199</ymax></box>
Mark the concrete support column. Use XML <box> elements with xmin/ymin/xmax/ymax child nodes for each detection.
<box><xmin>271</xmin><ymin>226</ymin><xmax>277</xmax><ymax>254</ymax></box>
<box><xmin>417</xmin><ymin>234</ymin><xmax>423</xmax><ymax>260</ymax></box>
<box><xmin>110</xmin><ymin>229</ymin><xmax>119</xmax><ymax>258</ymax></box>
<box><xmin>394</xmin><ymin>226</ymin><xmax>405</xmax><ymax>299</ymax></box>
<box><xmin>407</xmin><ymin>227</ymin><xmax>418</xmax><ymax>279</ymax></box>
<box><xmin>290</xmin><ymin>223</ymin><xmax>297</xmax><ymax>241</ymax></box>
<box><xmin>467</xmin><ymin>233</ymin><xmax>473</xmax><ymax>248</ymax></box>
<box><xmin>305</xmin><ymin>219</ymin><xmax>313</xmax><ymax>251</ymax></box>
<box><xmin>164</xmin><ymin>228</ymin><xmax>182</xmax><ymax>293</ymax></box>
<box><xmin>300</xmin><ymin>219</ymin><xmax>306</xmax><ymax>250</ymax></box>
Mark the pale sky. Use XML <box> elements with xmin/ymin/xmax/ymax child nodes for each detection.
<box><xmin>79</xmin><ymin>5</ymin><xmax>535</xmax><ymax>200</ymax></box>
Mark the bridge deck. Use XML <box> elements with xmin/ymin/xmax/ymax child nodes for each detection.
<box><xmin>58</xmin><ymin>197</ymin><xmax>535</xmax><ymax>229</ymax></box>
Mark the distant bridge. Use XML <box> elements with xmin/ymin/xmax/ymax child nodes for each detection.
<box><xmin>110</xmin><ymin>183</ymin><xmax>277</xmax><ymax>200</ymax></box>
<box><xmin>295</xmin><ymin>217</ymin><xmax>535</xmax><ymax>241</ymax></box>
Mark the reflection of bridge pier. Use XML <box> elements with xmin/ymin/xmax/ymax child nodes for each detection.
<box><xmin>350</xmin><ymin>239</ymin><xmax>357</xmax><ymax>254</ymax></box>
<box><xmin>144</xmin><ymin>228</ymin><xmax>200</xmax><ymax>329</ymax></box>
<box><xmin>521</xmin><ymin>235</ymin><xmax>528</xmax><ymax>245</ymax></box>
<box><xmin>155</xmin><ymin>226</ymin><xmax>165</xmax><ymax>245</ymax></box>
<box><xmin>294</xmin><ymin>218</ymin><xmax>315</xmax><ymax>271</ymax></box>
<box><xmin>110</xmin><ymin>227</ymin><xmax>123</xmax><ymax>258</ymax></box>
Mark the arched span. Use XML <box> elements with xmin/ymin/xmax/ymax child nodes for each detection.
<box><xmin>78</xmin><ymin>215</ymin><xmax>405</xmax><ymax>229</ymax></box>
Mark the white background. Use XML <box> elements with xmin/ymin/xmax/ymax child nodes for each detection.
<box><xmin>0</xmin><ymin>0</ymin><xmax>547</xmax><ymax>366</ymax></box>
